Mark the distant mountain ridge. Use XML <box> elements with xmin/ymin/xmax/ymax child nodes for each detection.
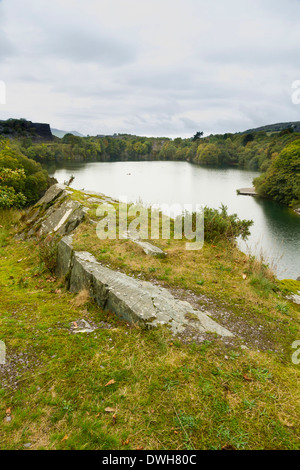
<box><xmin>242</xmin><ymin>121</ymin><xmax>300</xmax><ymax>134</ymax></box>
<box><xmin>1</xmin><ymin>117</ymin><xmax>300</xmax><ymax>141</ymax></box>
<box><xmin>51</xmin><ymin>128</ymin><xmax>85</xmax><ymax>138</ymax></box>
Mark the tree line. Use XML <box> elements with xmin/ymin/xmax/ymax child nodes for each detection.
<box><xmin>1</xmin><ymin>121</ymin><xmax>299</xmax><ymax>209</ymax></box>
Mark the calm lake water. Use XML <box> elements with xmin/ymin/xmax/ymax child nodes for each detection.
<box><xmin>46</xmin><ymin>160</ymin><xmax>300</xmax><ymax>280</ymax></box>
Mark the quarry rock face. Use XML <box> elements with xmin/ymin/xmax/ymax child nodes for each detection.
<box><xmin>30</xmin><ymin>122</ymin><xmax>53</xmax><ymax>140</ymax></box>
<box><xmin>0</xmin><ymin>119</ymin><xmax>53</xmax><ymax>141</ymax></box>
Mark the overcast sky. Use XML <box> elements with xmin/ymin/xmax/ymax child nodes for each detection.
<box><xmin>0</xmin><ymin>0</ymin><xmax>300</xmax><ymax>137</ymax></box>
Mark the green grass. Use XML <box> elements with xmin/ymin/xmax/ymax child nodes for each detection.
<box><xmin>0</xmin><ymin>209</ymin><xmax>299</xmax><ymax>450</ymax></box>
<box><xmin>71</xmin><ymin>195</ymin><xmax>300</xmax><ymax>355</ymax></box>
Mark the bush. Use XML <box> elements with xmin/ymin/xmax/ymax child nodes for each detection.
<box><xmin>0</xmin><ymin>138</ymin><xmax>49</xmax><ymax>207</ymax></box>
<box><xmin>0</xmin><ymin>186</ymin><xmax>27</xmax><ymax>208</ymax></box>
<box><xmin>0</xmin><ymin>167</ymin><xmax>27</xmax><ymax>208</ymax></box>
<box><xmin>201</xmin><ymin>204</ymin><xmax>253</xmax><ymax>242</ymax></box>
<box><xmin>38</xmin><ymin>235</ymin><xmax>58</xmax><ymax>273</ymax></box>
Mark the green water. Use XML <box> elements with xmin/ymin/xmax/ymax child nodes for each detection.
<box><xmin>46</xmin><ymin>160</ymin><xmax>300</xmax><ymax>280</ymax></box>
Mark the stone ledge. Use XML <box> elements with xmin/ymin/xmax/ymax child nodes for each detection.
<box><xmin>56</xmin><ymin>235</ymin><xmax>233</xmax><ymax>337</ymax></box>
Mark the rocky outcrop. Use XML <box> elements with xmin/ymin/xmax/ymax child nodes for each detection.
<box><xmin>21</xmin><ymin>183</ymin><xmax>234</xmax><ymax>338</ymax></box>
<box><xmin>56</xmin><ymin>234</ymin><xmax>233</xmax><ymax>336</ymax></box>
<box><xmin>21</xmin><ymin>184</ymin><xmax>87</xmax><ymax>239</ymax></box>
<box><xmin>39</xmin><ymin>198</ymin><xmax>87</xmax><ymax>236</ymax></box>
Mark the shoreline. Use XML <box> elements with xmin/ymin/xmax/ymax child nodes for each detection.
<box><xmin>237</xmin><ymin>187</ymin><xmax>300</xmax><ymax>216</ymax></box>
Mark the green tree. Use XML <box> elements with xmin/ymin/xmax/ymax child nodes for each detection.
<box><xmin>192</xmin><ymin>131</ymin><xmax>204</xmax><ymax>141</ymax></box>
<box><xmin>195</xmin><ymin>143</ymin><xmax>221</xmax><ymax>165</ymax></box>
<box><xmin>254</xmin><ymin>140</ymin><xmax>300</xmax><ymax>206</ymax></box>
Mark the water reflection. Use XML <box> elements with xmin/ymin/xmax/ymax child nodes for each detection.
<box><xmin>241</xmin><ymin>196</ymin><xmax>300</xmax><ymax>279</ymax></box>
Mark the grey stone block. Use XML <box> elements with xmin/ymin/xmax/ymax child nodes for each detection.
<box><xmin>58</xmin><ymin>235</ymin><xmax>233</xmax><ymax>336</ymax></box>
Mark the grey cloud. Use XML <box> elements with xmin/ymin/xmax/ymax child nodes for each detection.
<box><xmin>1</xmin><ymin>0</ymin><xmax>300</xmax><ymax>137</ymax></box>
<box><xmin>0</xmin><ymin>28</ymin><xmax>16</xmax><ymax>59</ymax></box>
<box><xmin>41</xmin><ymin>30</ymin><xmax>136</xmax><ymax>66</ymax></box>
<box><xmin>202</xmin><ymin>45</ymin><xmax>300</xmax><ymax>67</ymax></box>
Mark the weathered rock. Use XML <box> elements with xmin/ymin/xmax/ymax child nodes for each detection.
<box><xmin>83</xmin><ymin>190</ymin><xmax>106</xmax><ymax>198</ymax></box>
<box><xmin>131</xmin><ymin>239</ymin><xmax>167</xmax><ymax>257</ymax></box>
<box><xmin>56</xmin><ymin>234</ymin><xmax>74</xmax><ymax>278</ymax></box>
<box><xmin>70</xmin><ymin>319</ymin><xmax>96</xmax><ymax>334</ymax></box>
<box><xmin>69</xmin><ymin>251</ymin><xmax>95</xmax><ymax>293</ymax></box>
<box><xmin>297</xmin><ymin>276</ymin><xmax>300</xmax><ymax>282</ymax></box>
<box><xmin>83</xmin><ymin>190</ymin><xmax>117</xmax><ymax>204</ymax></box>
<box><xmin>58</xmin><ymin>236</ymin><xmax>233</xmax><ymax>337</ymax></box>
<box><xmin>87</xmin><ymin>197</ymin><xmax>104</xmax><ymax>205</ymax></box>
<box><xmin>19</xmin><ymin>184</ymin><xmax>80</xmax><ymax>239</ymax></box>
<box><xmin>121</xmin><ymin>230</ymin><xmax>167</xmax><ymax>257</ymax></box>
<box><xmin>36</xmin><ymin>183</ymin><xmax>66</xmax><ymax>206</ymax></box>
<box><xmin>287</xmin><ymin>293</ymin><xmax>300</xmax><ymax>305</ymax></box>
<box><xmin>39</xmin><ymin>199</ymin><xmax>87</xmax><ymax>236</ymax></box>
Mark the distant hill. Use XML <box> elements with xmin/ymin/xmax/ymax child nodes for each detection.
<box><xmin>242</xmin><ymin>121</ymin><xmax>300</xmax><ymax>134</ymax></box>
<box><xmin>0</xmin><ymin>118</ymin><xmax>53</xmax><ymax>141</ymax></box>
<box><xmin>51</xmin><ymin>128</ymin><xmax>85</xmax><ymax>138</ymax></box>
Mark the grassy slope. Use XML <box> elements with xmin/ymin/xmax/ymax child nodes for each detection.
<box><xmin>0</xmin><ymin>208</ymin><xmax>299</xmax><ymax>450</ymax></box>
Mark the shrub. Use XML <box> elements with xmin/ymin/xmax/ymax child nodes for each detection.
<box><xmin>38</xmin><ymin>235</ymin><xmax>58</xmax><ymax>273</ymax></box>
<box><xmin>0</xmin><ymin>186</ymin><xmax>27</xmax><ymax>208</ymax></box>
<box><xmin>195</xmin><ymin>204</ymin><xmax>253</xmax><ymax>242</ymax></box>
<box><xmin>0</xmin><ymin>138</ymin><xmax>49</xmax><ymax>207</ymax></box>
